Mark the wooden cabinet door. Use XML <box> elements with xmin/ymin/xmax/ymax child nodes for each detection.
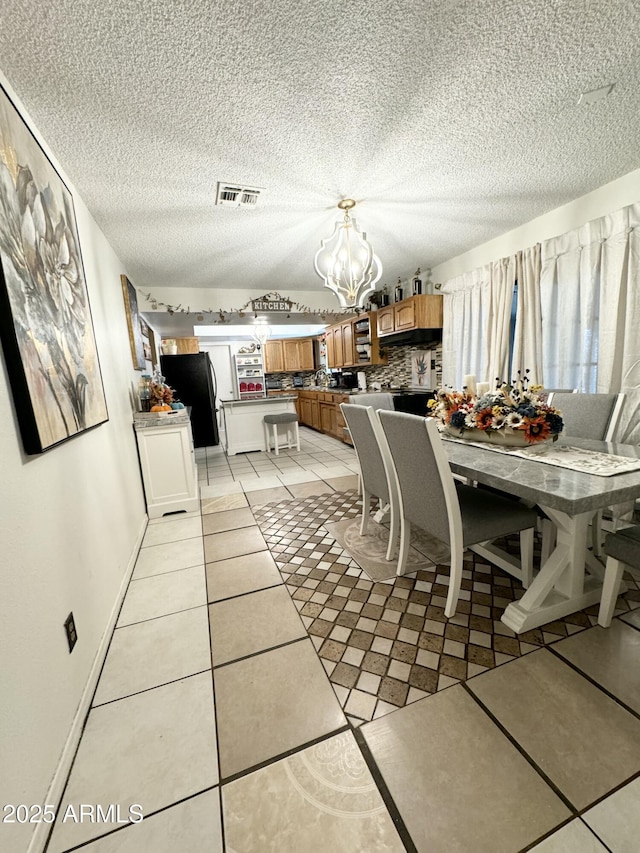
<box><xmin>299</xmin><ymin>397</ymin><xmax>312</xmax><ymax>426</ymax></box>
<box><xmin>319</xmin><ymin>401</ymin><xmax>334</xmax><ymax>434</ymax></box>
<box><xmin>325</xmin><ymin>330</ymin><xmax>336</xmax><ymax>368</ymax></box>
<box><xmin>311</xmin><ymin>398</ymin><xmax>320</xmax><ymax>430</ymax></box>
<box><xmin>297</xmin><ymin>338</ymin><xmax>315</xmax><ymax>371</ymax></box>
<box><xmin>395</xmin><ymin>298</ymin><xmax>417</xmax><ymax>331</ymax></box>
<box><xmin>283</xmin><ymin>339</ymin><xmax>299</xmax><ymax>372</ymax></box>
<box><xmin>377</xmin><ymin>306</ymin><xmax>395</xmax><ymax>336</ymax></box>
<box><xmin>175</xmin><ymin>337</ymin><xmax>200</xmax><ymax>354</ymax></box>
<box><xmin>421</xmin><ymin>294</ymin><xmax>443</xmax><ymax>327</ymax></box>
<box><xmin>332</xmin><ymin>327</ymin><xmax>344</xmax><ymax>368</ymax></box>
<box><xmin>264</xmin><ymin>340</ymin><xmax>284</xmax><ymax>373</ymax></box>
<box><xmin>341</xmin><ymin>321</ymin><xmax>354</xmax><ymax>366</ymax></box>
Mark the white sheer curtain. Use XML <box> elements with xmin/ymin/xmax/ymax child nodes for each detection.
<box><xmin>540</xmin><ymin>228</ymin><xmax>600</xmax><ymax>393</ymax></box>
<box><xmin>597</xmin><ymin>203</ymin><xmax>640</xmax><ymax>442</ymax></box>
<box><xmin>486</xmin><ymin>255</ymin><xmax>517</xmax><ymax>386</ymax></box>
<box><xmin>512</xmin><ymin>244</ymin><xmax>543</xmax><ymax>385</ymax></box>
<box><xmin>441</xmin><ymin>266</ymin><xmax>491</xmax><ymax>388</ymax></box>
<box><xmin>540</xmin><ymin>202</ymin><xmax>640</xmax><ymax>441</ymax></box>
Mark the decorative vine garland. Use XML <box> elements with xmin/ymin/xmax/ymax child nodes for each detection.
<box><xmin>142</xmin><ymin>290</ymin><xmax>362</xmax><ymax>324</ymax></box>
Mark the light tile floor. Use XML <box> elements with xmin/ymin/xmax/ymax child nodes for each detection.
<box><xmin>46</xmin><ymin>428</ymin><xmax>640</xmax><ymax>852</ymax></box>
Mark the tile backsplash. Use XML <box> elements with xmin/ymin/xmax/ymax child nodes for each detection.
<box><xmin>267</xmin><ymin>342</ymin><xmax>442</xmax><ymax>390</ymax></box>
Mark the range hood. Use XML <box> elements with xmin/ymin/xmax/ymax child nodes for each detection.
<box><xmin>378</xmin><ymin>328</ymin><xmax>442</xmax><ymax>348</ymax></box>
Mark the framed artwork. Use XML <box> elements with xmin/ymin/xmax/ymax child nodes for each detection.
<box><xmin>147</xmin><ymin>327</ymin><xmax>158</xmax><ymax>367</ymax></box>
<box><xmin>0</xmin><ymin>84</ymin><xmax>109</xmax><ymax>454</ymax></box>
<box><xmin>139</xmin><ymin>316</ymin><xmax>150</xmax><ymax>340</ymax></box>
<box><xmin>121</xmin><ymin>275</ymin><xmax>145</xmax><ymax>370</ymax></box>
<box><xmin>143</xmin><ymin>341</ymin><xmax>152</xmax><ymax>361</ymax></box>
<box><xmin>410</xmin><ymin>349</ymin><xmax>433</xmax><ymax>388</ymax></box>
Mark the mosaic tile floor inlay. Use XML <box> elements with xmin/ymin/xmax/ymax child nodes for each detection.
<box><xmin>252</xmin><ymin>490</ymin><xmax>640</xmax><ymax>724</ymax></box>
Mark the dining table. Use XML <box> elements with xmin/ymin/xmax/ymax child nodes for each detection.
<box><xmin>441</xmin><ymin>435</ymin><xmax>640</xmax><ymax>634</ymax></box>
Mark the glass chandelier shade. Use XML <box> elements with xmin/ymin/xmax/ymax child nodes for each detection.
<box><xmin>314</xmin><ymin>199</ymin><xmax>382</xmax><ymax>308</ymax></box>
<box><xmin>251</xmin><ymin>320</ymin><xmax>271</xmax><ymax>347</ymax></box>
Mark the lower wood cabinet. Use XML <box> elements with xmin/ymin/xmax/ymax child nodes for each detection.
<box><xmin>298</xmin><ymin>391</ymin><xmax>350</xmax><ymax>441</ymax></box>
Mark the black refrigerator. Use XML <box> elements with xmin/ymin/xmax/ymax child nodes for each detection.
<box><xmin>159</xmin><ymin>352</ymin><xmax>219</xmax><ymax>448</ymax></box>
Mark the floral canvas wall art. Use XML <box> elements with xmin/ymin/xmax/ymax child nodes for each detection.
<box><xmin>0</xmin><ymin>85</ymin><xmax>108</xmax><ymax>453</ymax></box>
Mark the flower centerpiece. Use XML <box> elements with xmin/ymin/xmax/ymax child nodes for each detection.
<box><xmin>428</xmin><ymin>372</ymin><xmax>564</xmax><ymax>445</ymax></box>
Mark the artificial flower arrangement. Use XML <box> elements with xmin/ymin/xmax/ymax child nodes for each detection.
<box><xmin>427</xmin><ymin>371</ymin><xmax>564</xmax><ymax>444</ymax></box>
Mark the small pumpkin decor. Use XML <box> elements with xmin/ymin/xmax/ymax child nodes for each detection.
<box><xmin>149</xmin><ymin>369</ymin><xmax>175</xmax><ymax>412</ymax></box>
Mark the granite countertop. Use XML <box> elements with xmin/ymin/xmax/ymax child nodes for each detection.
<box><xmin>133</xmin><ymin>411</ymin><xmax>191</xmax><ymax>429</ymax></box>
<box><xmin>220</xmin><ymin>395</ymin><xmax>298</xmax><ymax>405</ymax></box>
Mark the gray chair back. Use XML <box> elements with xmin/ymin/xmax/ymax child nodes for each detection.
<box><xmin>377</xmin><ymin>410</ymin><xmax>452</xmax><ymax>544</ymax></box>
<box><xmin>350</xmin><ymin>392</ymin><xmax>395</xmax><ymax>410</ymax></box>
<box><xmin>549</xmin><ymin>392</ymin><xmax>625</xmax><ymax>441</ymax></box>
<box><xmin>340</xmin><ymin>404</ymin><xmax>390</xmax><ymax>503</ymax></box>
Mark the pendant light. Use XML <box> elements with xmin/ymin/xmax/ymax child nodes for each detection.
<box><xmin>314</xmin><ymin>199</ymin><xmax>382</xmax><ymax>308</ymax></box>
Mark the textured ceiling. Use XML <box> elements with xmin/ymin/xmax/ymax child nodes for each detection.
<box><xmin>1</xmin><ymin>0</ymin><xmax>639</xmax><ymax>298</ymax></box>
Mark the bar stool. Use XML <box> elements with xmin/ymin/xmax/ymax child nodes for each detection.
<box><xmin>263</xmin><ymin>412</ymin><xmax>300</xmax><ymax>455</ymax></box>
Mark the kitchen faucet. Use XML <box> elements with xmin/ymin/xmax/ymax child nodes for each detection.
<box><xmin>314</xmin><ymin>368</ymin><xmax>330</xmax><ymax>388</ymax></box>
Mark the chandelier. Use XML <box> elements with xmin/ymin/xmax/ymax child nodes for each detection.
<box><xmin>313</xmin><ymin>199</ymin><xmax>382</xmax><ymax>308</ymax></box>
<box><xmin>251</xmin><ymin>318</ymin><xmax>271</xmax><ymax>348</ymax></box>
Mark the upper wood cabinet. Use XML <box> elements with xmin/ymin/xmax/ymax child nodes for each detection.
<box><xmin>376</xmin><ymin>306</ymin><xmax>395</xmax><ymax>336</ymax></box>
<box><xmin>264</xmin><ymin>337</ymin><xmax>316</xmax><ymax>373</ymax></box>
<box><xmin>174</xmin><ymin>337</ymin><xmax>200</xmax><ymax>354</ymax></box>
<box><xmin>341</xmin><ymin>322</ymin><xmax>354</xmax><ymax>367</ymax></box>
<box><xmin>264</xmin><ymin>340</ymin><xmax>284</xmax><ymax>373</ymax></box>
<box><xmin>376</xmin><ymin>294</ymin><xmax>443</xmax><ymax>337</ymax></box>
<box><xmin>328</xmin><ymin>325</ymin><xmax>344</xmax><ymax>368</ymax></box>
<box><xmin>283</xmin><ymin>338</ymin><xmax>315</xmax><ymax>372</ymax></box>
<box><xmin>325</xmin><ymin>313</ymin><xmax>387</xmax><ymax>369</ymax></box>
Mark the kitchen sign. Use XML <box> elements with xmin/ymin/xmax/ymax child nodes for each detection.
<box><xmin>251</xmin><ymin>298</ymin><xmax>292</xmax><ymax>312</ymax></box>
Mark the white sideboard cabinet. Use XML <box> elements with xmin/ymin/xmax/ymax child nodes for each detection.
<box><xmin>134</xmin><ymin>414</ymin><xmax>199</xmax><ymax>518</ymax></box>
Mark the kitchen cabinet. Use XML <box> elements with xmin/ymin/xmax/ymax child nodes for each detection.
<box><xmin>341</xmin><ymin>322</ymin><xmax>353</xmax><ymax>367</ymax></box>
<box><xmin>376</xmin><ymin>294</ymin><xmax>443</xmax><ymax>337</ymax></box>
<box><xmin>325</xmin><ymin>313</ymin><xmax>387</xmax><ymax>368</ymax></box>
<box><xmin>376</xmin><ymin>306</ymin><xmax>395</xmax><ymax>336</ymax></box>
<box><xmin>265</xmin><ymin>337</ymin><xmax>315</xmax><ymax>373</ymax></box>
<box><xmin>264</xmin><ymin>340</ymin><xmax>284</xmax><ymax>373</ymax></box>
<box><xmin>297</xmin><ymin>390</ymin><xmax>351</xmax><ymax>442</ymax></box>
<box><xmin>283</xmin><ymin>338</ymin><xmax>315</xmax><ymax>372</ymax></box>
<box><xmin>327</xmin><ymin>325</ymin><xmax>344</xmax><ymax>368</ymax></box>
<box><xmin>335</xmin><ymin>398</ymin><xmax>352</xmax><ymax>444</ymax></box>
<box><xmin>311</xmin><ymin>396</ymin><xmax>321</xmax><ymax>430</ymax></box>
<box><xmin>319</xmin><ymin>399</ymin><xmax>336</xmax><ymax>435</ymax></box>
<box><xmin>134</xmin><ymin>415</ymin><xmax>199</xmax><ymax>518</ymax></box>
<box><xmin>174</xmin><ymin>337</ymin><xmax>200</xmax><ymax>354</ymax></box>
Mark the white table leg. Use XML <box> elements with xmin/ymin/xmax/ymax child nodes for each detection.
<box><xmin>501</xmin><ymin>506</ymin><xmax>604</xmax><ymax>634</ymax></box>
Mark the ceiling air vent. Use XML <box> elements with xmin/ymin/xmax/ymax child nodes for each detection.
<box><xmin>215</xmin><ymin>182</ymin><xmax>263</xmax><ymax>208</ymax></box>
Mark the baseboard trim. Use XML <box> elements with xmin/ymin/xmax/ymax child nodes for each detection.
<box><xmin>28</xmin><ymin>514</ymin><xmax>148</xmax><ymax>853</ymax></box>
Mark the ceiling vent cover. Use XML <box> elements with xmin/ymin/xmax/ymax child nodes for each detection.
<box><xmin>216</xmin><ymin>182</ymin><xmax>262</xmax><ymax>208</ymax></box>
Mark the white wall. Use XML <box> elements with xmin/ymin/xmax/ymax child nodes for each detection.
<box><xmin>431</xmin><ymin>168</ymin><xmax>640</xmax><ymax>282</ymax></box>
<box><xmin>0</xmin><ymin>77</ymin><xmax>148</xmax><ymax>853</ymax></box>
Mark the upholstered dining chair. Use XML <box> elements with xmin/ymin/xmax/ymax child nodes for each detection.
<box><xmin>546</xmin><ymin>392</ymin><xmax>625</xmax><ymax>441</ymax></box>
<box><xmin>598</xmin><ymin>524</ymin><xmax>640</xmax><ymax>627</ymax></box>
<box><xmin>543</xmin><ymin>392</ymin><xmax>626</xmax><ymax>558</ymax></box>
<box><xmin>350</xmin><ymin>392</ymin><xmax>395</xmax><ymax>410</ymax></box>
<box><xmin>340</xmin><ymin>403</ymin><xmax>398</xmax><ymax>560</ymax></box>
<box><xmin>376</xmin><ymin>411</ymin><xmax>537</xmax><ymax>619</ymax></box>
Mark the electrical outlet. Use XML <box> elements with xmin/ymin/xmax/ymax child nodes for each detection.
<box><xmin>64</xmin><ymin>612</ymin><xmax>77</xmax><ymax>653</ymax></box>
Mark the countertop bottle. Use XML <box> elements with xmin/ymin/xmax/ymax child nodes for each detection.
<box><xmin>139</xmin><ymin>374</ymin><xmax>152</xmax><ymax>412</ymax></box>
